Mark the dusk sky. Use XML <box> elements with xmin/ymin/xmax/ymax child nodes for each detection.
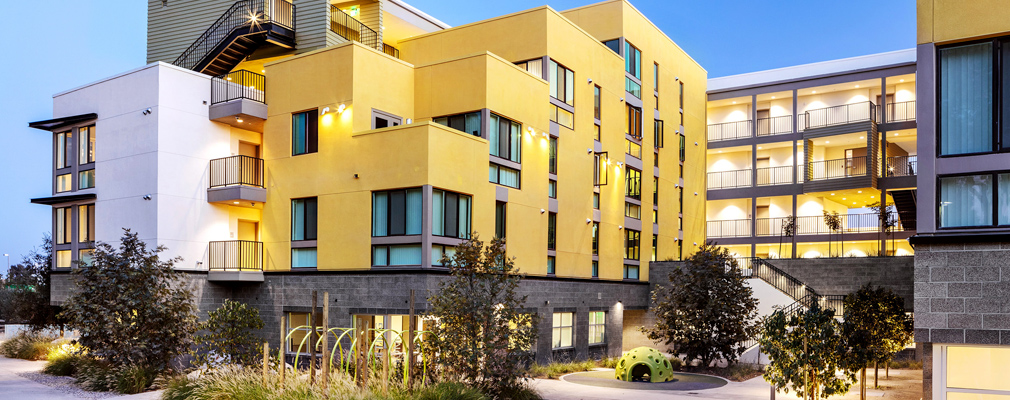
<box><xmin>0</xmin><ymin>0</ymin><xmax>914</xmax><ymax>275</ymax></box>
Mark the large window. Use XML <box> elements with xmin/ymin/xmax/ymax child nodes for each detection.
<box><xmin>547</xmin><ymin>256</ymin><xmax>555</xmax><ymax>275</ymax></box>
<box><xmin>489</xmin><ymin>164</ymin><xmax>520</xmax><ymax>189</ymax></box>
<box><xmin>286</xmin><ymin>312</ymin><xmax>321</xmax><ymax>353</ymax></box>
<box><xmin>941</xmin><ymin>346</ymin><xmax>1010</xmax><ymax>399</ymax></box>
<box><xmin>625</xmin><ymin>229</ymin><xmax>640</xmax><ymax>260</ymax></box>
<box><xmin>372</xmin><ymin>244</ymin><xmax>422</xmax><ymax>266</ymax></box>
<box><xmin>624</xmin><ymin>264</ymin><xmax>639</xmax><ymax>280</ymax></box>
<box><xmin>602</xmin><ymin>39</ymin><xmax>620</xmax><ymax>55</ymax></box>
<box><xmin>79</xmin><ymin>170</ymin><xmax>95</xmax><ymax>189</ymax></box>
<box><xmin>55</xmin><ymin>207</ymin><xmax>71</xmax><ymax>245</ymax></box>
<box><xmin>434</xmin><ymin>112</ymin><xmax>481</xmax><ymax>137</ymax></box>
<box><xmin>372</xmin><ymin>189</ymin><xmax>422</xmax><ymax>236</ymax></box>
<box><xmin>626</xmin><ymin>167</ymin><xmax>641</xmax><ymax>200</ymax></box>
<box><xmin>652</xmin><ymin>234</ymin><xmax>658</xmax><ymax>262</ymax></box>
<box><xmin>56</xmin><ymin>131</ymin><xmax>72</xmax><ymax>169</ymax></box>
<box><xmin>938</xmin><ymin>173</ymin><xmax>1010</xmax><ymax>227</ymax></box>
<box><xmin>939</xmin><ymin>41</ymin><xmax>993</xmax><ymax>155</ymax></box>
<box><xmin>495</xmin><ymin>201</ymin><xmax>507</xmax><ymax>239</ymax></box>
<box><xmin>625</xmin><ymin>41</ymin><xmax>641</xmax><ymax>79</ymax></box>
<box><xmin>78</xmin><ymin>125</ymin><xmax>95</xmax><ymax>165</ymax></box>
<box><xmin>78</xmin><ymin>204</ymin><xmax>94</xmax><ymax>243</ymax></box>
<box><xmin>292</xmin><ymin>248</ymin><xmax>317</xmax><ymax>268</ymax></box>
<box><xmin>552</xmin><ymin>312</ymin><xmax>574</xmax><ymax>349</ymax></box>
<box><xmin>679</xmin><ymin>134</ymin><xmax>686</xmax><ymax>162</ymax></box>
<box><xmin>56</xmin><ymin>250</ymin><xmax>71</xmax><ymax>269</ymax></box>
<box><xmin>547</xmin><ymin>212</ymin><xmax>556</xmax><ymax>250</ymax></box>
<box><xmin>291</xmin><ymin>198</ymin><xmax>318</xmax><ymax>240</ymax></box>
<box><xmin>589</xmin><ymin>311</ymin><xmax>606</xmax><ymax>344</ymax></box>
<box><xmin>549</xmin><ymin>60</ymin><xmax>575</xmax><ymax>106</ymax></box>
<box><xmin>592</xmin><ymin>222</ymin><xmax>599</xmax><ymax>255</ymax></box>
<box><xmin>654</xmin><ymin>120</ymin><xmax>664</xmax><ymax>148</ymax></box>
<box><xmin>549</xmin><ymin>137</ymin><xmax>558</xmax><ymax>174</ymax></box>
<box><xmin>489</xmin><ymin>114</ymin><xmax>521</xmax><ymax>163</ymax></box>
<box><xmin>432</xmin><ymin>189</ymin><xmax>471</xmax><ymax>239</ymax></box>
<box><xmin>515</xmin><ymin>58</ymin><xmax>544</xmax><ymax>79</ymax></box>
<box><xmin>594</xmin><ymin>85</ymin><xmax>601</xmax><ymax>120</ymax></box>
<box><xmin>625</xmin><ymin>202</ymin><xmax>641</xmax><ymax>219</ymax></box>
<box><xmin>626</xmin><ymin>77</ymin><xmax>642</xmax><ymax>99</ymax></box>
<box><xmin>594</xmin><ymin>152</ymin><xmax>609</xmax><ymax>186</ymax></box>
<box><xmin>626</xmin><ymin>139</ymin><xmax>641</xmax><ymax>159</ymax></box>
<box><xmin>292</xmin><ymin>110</ymin><xmax>318</xmax><ymax>156</ymax></box>
<box><xmin>626</xmin><ymin>105</ymin><xmax>642</xmax><ymax>140</ymax></box>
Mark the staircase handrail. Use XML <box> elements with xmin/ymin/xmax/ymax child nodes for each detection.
<box><xmin>174</xmin><ymin>1</ymin><xmax>259</xmax><ymax>71</ymax></box>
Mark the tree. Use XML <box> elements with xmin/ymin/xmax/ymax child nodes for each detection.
<box><xmin>192</xmin><ymin>299</ymin><xmax>265</xmax><ymax>368</ymax></box>
<box><xmin>761</xmin><ymin>302</ymin><xmax>854</xmax><ymax>400</ymax></box>
<box><xmin>778</xmin><ymin>215</ymin><xmax>796</xmax><ymax>258</ymax></box>
<box><xmin>426</xmin><ymin>235</ymin><xmax>538</xmax><ymax>397</ymax></box>
<box><xmin>61</xmin><ymin>229</ymin><xmax>198</xmax><ymax>371</ymax></box>
<box><xmin>645</xmin><ymin>243</ymin><xmax>759</xmax><ymax>367</ymax></box>
<box><xmin>822</xmin><ymin>211</ymin><xmax>842</xmax><ymax>257</ymax></box>
<box><xmin>841</xmin><ymin>284</ymin><xmax>913</xmax><ymax>397</ymax></box>
<box><xmin>5</xmin><ymin>235</ymin><xmax>63</xmax><ymax>330</ymax></box>
<box><xmin>868</xmin><ymin>202</ymin><xmax>896</xmax><ymax>256</ymax></box>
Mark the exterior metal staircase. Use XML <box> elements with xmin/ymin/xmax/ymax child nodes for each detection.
<box><xmin>174</xmin><ymin>0</ymin><xmax>296</xmax><ymax>76</ymax></box>
<box><xmin>890</xmin><ymin>190</ymin><xmax>917</xmax><ymax>231</ymax></box>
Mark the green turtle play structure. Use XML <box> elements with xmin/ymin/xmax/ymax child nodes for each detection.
<box><xmin>614</xmin><ymin>347</ymin><xmax>675</xmax><ymax>382</ymax></box>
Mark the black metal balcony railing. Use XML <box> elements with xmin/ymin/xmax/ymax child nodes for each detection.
<box><xmin>211</xmin><ymin>70</ymin><xmax>266</xmax><ymax>104</ymax></box>
<box><xmin>210</xmin><ymin>155</ymin><xmax>264</xmax><ymax>188</ymax></box>
<box><xmin>756</xmin><ymin>115</ymin><xmax>793</xmax><ymax>136</ymax></box>
<box><xmin>707</xmin><ymin>169</ymin><xmax>752</xmax><ymax>190</ymax></box>
<box><xmin>330</xmin><ymin>5</ymin><xmax>399</xmax><ymax>58</ymax></box>
<box><xmin>809</xmin><ymin>156</ymin><xmax>867</xmax><ymax>181</ymax></box>
<box><xmin>885</xmin><ymin>155</ymin><xmax>917</xmax><ymax>177</ymax></box>
<box><xmin>883</xmin><ymin>100</ymin><xmax>916</xmax><ymax>123</ymax></box>
<box><xmin>174</xmin><ymin>0</ymin><xmax>295</xmax><ymax>71</ymax></box>
<box><xmin>804</xmin><ymin>101</ymin><xmax>876</xmax><ymax>130</ymax></box>
<box><xmin>209</xmin><ymin>240</ymin><xmax>263</xmax><ymax>271</ymax></box>
<box><xmin>757</xmin><ymin>165</ymin><xmax>793</xmax><ymax>186</ymax></box>
<box><xmin>714</xmin><ymin>211</ymin><xmax>916</xmax><ymax>239</ymax></box>
<box><xmin>707</xmin><ymin>219</ymin><xmax>751</xmax><ymax>238</ymax></box>
<box><xmin>707</xmin><ymin>120</ymin><xmax>752</xmax><ymax>142</ymax></box>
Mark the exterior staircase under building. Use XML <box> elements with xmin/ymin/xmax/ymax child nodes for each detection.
<box><xmin>890</xmin><ymin>189</ymin><xmax>917</xmax><ymax>231</ymax></box>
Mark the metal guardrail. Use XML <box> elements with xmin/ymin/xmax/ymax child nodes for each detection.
<box><xmin>883</xmin><ymin>100</ymin><xmax>916</xmax><ymax>123</ymax></box>
<box><xmin>707</xmin><ymin>120</ymin><xmax>752</xmax><ymax>142</ymax></box>
<box><xmin>707</xmin><ymin>169</ymin><xmax>752</xmax><ymax>189</ymax></box>
<box><xmin>209</xmin><ymin>240</ymin><xmax>263</xmax><ymax>271</ymax></box>
<box><xmin>809</xmin><ymin>156</ymin><xmax>867</xmax><ymax>181</ymax></box>
<box><xmin>756</xmin><ymin>115</ymin><xmax>792</xmax><ymax>136</ymax></box>
<box><xmin>330</xmin><ymin>5</ymin><xmax>399</xmax><ymax>58</ymax></box>
<box><xmin>210</xmin><ymin>155</ymin><xmax>264</xmax><ymax>188</ymax></box>
<box><xmin>174</xmin><ymin>0</ymin><xmax>295</xmax><ymax>71</ymax></box>
<box><xmin>757</xmin><ymin>166</ymin><xmax>793</xmax><ymax>186</ymax></box>
<box><xmin>211</xmin><ymin>70</ymin><xmax>265</xmax><ymax>104</ymax></box>
<box><xmin>707</xmin><ymin>219</ymin><xmax>751</xmax><ymax>238</ymax></box>
<box><xmin>886</xmin><ymin>155</ymin><xmax>917</xmax><ymax>177</ymax></box>
<box><xmin>804</xmin><ymin>101</ymin><xmax>876</xmax><ymax>129</ymax></box>
<box><xmin>712</xmin><ymin>212</ymin><xmax>914</xmax><ymax>238</ymax></box>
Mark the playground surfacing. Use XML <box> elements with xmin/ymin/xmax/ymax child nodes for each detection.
<box><xmin>561</xmin><ymin>369</ymin><xmax>728</xmax><ymax>391</ymax></box>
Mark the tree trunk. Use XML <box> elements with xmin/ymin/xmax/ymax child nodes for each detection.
<box><xmin>861</xmin><ymin>367</ymin><xmax>866</xmax><ymax>400</ymax></box>
<box><xmin>886</xmin><ymin>360</ymin><xmax>890</xmax><ymax>379</ymax></box>
<box><xmin>874</xmin><ymin>360</ymin><xmax>878</xmax><ymax>388</ymax></box>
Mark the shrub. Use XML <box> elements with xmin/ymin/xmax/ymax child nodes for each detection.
<box><xmin>192</xmin><ymin>299</ymin><xmax>265</xmax><ymax>368</ymax></box>
<box><xmin>0</xmin><ymin>330</ymin><xmax>57</xmax><ymax>360</ymax></box>
<box><xmin>528</xmin><ymin>360</ymin><xmax>597</xmax><ymax>379</ymax></box>
<box><xmin>42</xmin><ymin>342</ymin><xmax>85</xmax><ymax>376</ymax></box>
<box><xmin>115</xmin><ymin>364</ymin><xmax>159</xmax><ymax>394</ymax></box>
<box><xmin>411</xmin><ymin>382</ymin><xmax>487</xmax><ymax>400</ymax></box>
<box><xmin>74</xmin><ymin>358</ymin><xmax>159</xmax><ymax>394</ymax></box>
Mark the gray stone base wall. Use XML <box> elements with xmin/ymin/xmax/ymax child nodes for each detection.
<box><xmin>766</xmin><ymin>256</ymin><xmax>914</xmax><ymax>308</ymax></box>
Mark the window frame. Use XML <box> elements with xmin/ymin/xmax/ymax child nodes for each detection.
<box><xmin>433</xmin><ymin>111</ymin><xmax>482</xmax><ymax>137</ymax></box>
<box><xmin>432</xmin><ymin>188</ymin><xmax>472</xmax><ymax>239</ymax></box>
<box><xmin>495</xmin><ymin>201</ymin><xmax>507</xmax><ymax>239</ymax></box>
<box><xmin>549</xmin><ymin>59</ymin><xmax>575</xmax><ymax>107</ymax></box>
<box><xmin>625</xmin><ymin>229</ymin><xmax>641</xmax><ymax>260</ymax></box>
<box><xmin>594</xmin><ymin>85</ymin><xmax>601</xmax><ymax>120</ymax></box>
<box><xmin>489</xmin><ymin>113</ymin><xmax>522</xmax><ymax>163</ymax></box>
<box><xmin>78</xmin><ymin>125</ymin><xmax>96</xmax><ymax>165</ymax></box>
<box><xmin>935</xmin><ymin>38</ymin><xmax>1004</xmax><ymax>158</ymax></box>
<box><xmin>592</xmin><ymin>222</ymin><xmax>599</xmax><ymax>255</ymax></box>
<box><xmin>626</xmin><ymin>104</ymin><xmax>643</xmax><ymax>140</ymax></box>
<box><xmin>935</xmin><ymin>170</ymin><xmax>1010</xmax><ymax>229</ymax></box>
<box><xmin>55</xmin><ymin>206</ymin><xmax>72</xmax><ymax>245</ymax></box>
<box><xmin>547</xmin><ymin>212</ymin><xmax>557</xmax><ymax>250</ymax></box>
<box><xmin>291</xmin><ymin>109</ymin><xmax>319</xmax><ymax>156</ymax></box>
<box><xmin>549</xmin><ymin>136</ymin><xmax>558</xmax><ymax>174</ymax></box>
<box><xmin>372</xmin><ymin>188</ymin><xmax>423</xmax><ymax>237</ymax></box>
<box><xmin>291</xmin><ymin>197</ymin><xmax>318</xmax><ymax>241</ymax></box>
<box><xmin>78</xmin><ymin>204</ymin><xmax>95</xmax><ymax>244</ymax></box>
<box><xmin>626</xmin><ymin>167</ymin><xmax>642</xmax><ymax>200</ymax></box>
<box><xmin>551</xmin><ymin>312</ymin><xmax>575</xmax><ymax>349</ymax></box>
<box><xmin>589</xmin><ymin>311</ymin><xmax>606</xmax><ymax>345</ymax></box>
<box><xmin>625</xmin><ymin>41</ymin><xmax>641</xmax><ymax>79</ymax></box>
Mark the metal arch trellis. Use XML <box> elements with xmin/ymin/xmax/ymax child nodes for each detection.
<box><xmin>284</xmin><ymin>325</ymin><xmax>431</xmax><ymax>385</ymax></box>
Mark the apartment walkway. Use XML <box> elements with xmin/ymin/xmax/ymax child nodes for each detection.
<box><xmin>0</xmin><ymin>356</ymin><xmax>161</xmax><ymax>400</ymax></box>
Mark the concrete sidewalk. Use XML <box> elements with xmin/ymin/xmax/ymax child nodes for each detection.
<box><xmin>0</xmin><ymin>355</ymin><xmax>162</xmax><ymax>400</ymax></box>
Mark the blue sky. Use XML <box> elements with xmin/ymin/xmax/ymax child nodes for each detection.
<box><xmin>0</xmin><ymin>0</ymin><xmax>914</xmax><ymax>274</ymax></box>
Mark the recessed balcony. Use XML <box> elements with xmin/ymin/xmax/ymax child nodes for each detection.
<box><xmin>707</xmin><ymin>120</ymin><xmax>752</xmax><ymax>142</ymax></box>
<box><xmin>207</xmin><ymin>155</ymin><xmax>266</xmax><ymax>208</ymax></box>
<box><xmin>207</xmin><ymin>240</ymin><xmax>263</xmax><ymax>282</ymax></box>
<box><xmin>708</xmin><ymin>211</ymin><xmax>916</xmax><ymax>239</ymax></box>
<box><xmin>208</xmin><ymin>70</ymin><xmax>267</xmax><ymax>132</ymax></box>
<box><xmin>802</xmin><ymin>101</ymin><xmax>876</xmax><ymax>131</ymax></box>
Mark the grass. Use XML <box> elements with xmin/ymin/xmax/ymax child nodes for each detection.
<box><xmin>0</xmin><ymin>330</ymin><xmax>58</xmax><ymax>360</ymax></box>
<box><xmin>42</xmin><ymin>342</ymin><xmax>86</xmax><ymax>376</ymax></box>
<box><xmin>161</xmin><ymin>366</ymin><xmax>538</xmax><ymax>400</ymax></box>
<box><xmin>527</xmin><ymin>360</ymin><xmax>598</xmax><ymax>379</ymax></box>
<box><xmin>887</xmin><ymin>359</ymin><xmax>923</xmax><ymax>370</ymax></box>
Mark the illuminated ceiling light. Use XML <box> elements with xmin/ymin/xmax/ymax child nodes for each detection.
<box><xmin>233</xmin><ymin>201</ymin><xmax>240</xmax><ymax>204</ymax></box>
<box><xmin>855</xmin><ymin>85</ymin><xmax>860</xmax><ymax>88</ymax></box>
<box><xmin>858</xmin><ymin>191</ymin><xmax>862</xmax><ymax>193</ymax></box>
<box><xmin>771</xmin><ymin>96</ymin><xmax>776</xmax><ymax>99</ymax></box>
<box><xmin>894</xmin><ymin>133</ymin><xmax>899</xmax><ymax>136</ymax></box>
<box><xmin>899</xmin><ymin>79</ymin><xmax>905</xmax><ymax>82</ymax></box>
<box><xmin>842</xmin><ymin>198</ymin><xmax>847</xmax><ymax>200</ymax></box>
<box><xmin>870</xmin><ymin>195</ymin><xmax>875</xmax><ymax>198</ymax></box>
<box><xmin>718</xmin><ymin>150</ymin><xmax>722</xmax><ymax>153</ymax></box>
<box><xmin>859</xmin><ymin>136</ymin><xmax>864</xmax><ymax>139</ymax></box>
<box><xmin>226</xmin><ymin>77</ymin><xmax>232</xmax><ymax>81</ymax></box>
<box><xmin>732</xmin><ymin>101</ymin><xmax>737</xmax><ymax>104</ymax></box>
<box><xmin>812</xmin><ymin>90</ymin><xmax>817</xmax><ymax>94</ymax></box>
<box><xmin>853</xmin><ymin>202</ymin><xmax>857</xmax><ymax>205</ymax></box>
<box><xmin>831</xmin><ymin>193</ymin><xmax>835</xmax><ymax>195</ymax></box>
<box><xmin>757</xmin><ymin>146</ymin><xmax>762</xmax><ymax>149</ymax></box>
<box><xmin>825</xmin><ymin>141</ymin><xmax>830</xmax><ymax>144</ymax></box>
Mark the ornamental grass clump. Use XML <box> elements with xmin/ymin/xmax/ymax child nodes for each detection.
<box><xmin>0</xmin><ymin>330</ymin><xmax>58</xmax><ymax>360</ymax></box>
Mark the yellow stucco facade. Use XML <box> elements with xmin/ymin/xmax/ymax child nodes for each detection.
<box><xmin>249</xmin><ymin>0</ymin><xmax>706</xmax><ymax>281</ymax></box>
<box><xmin>918</xmin><ymin>0</ymin><xmax>1010</xmax><ymax>45</ymax></box>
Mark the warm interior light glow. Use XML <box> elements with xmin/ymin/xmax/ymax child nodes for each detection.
<box><xmin>825</xmin><ymin>141</ymin><xmax>830</xmax><ymax>144</ymax></box>
<box><xmin>899</xmin><ymin>79</ymin><xmax>904</xmax><ymax>82</ymax></box>
<box><xmin>855</xmin><ymin>85</ymin><xmax>860</xmax><ymax>88</ymax></box>
<box><xmin>771</xmin><ymin>96</ymin><xmax>776</xmax><ymax>99</ymax></box>
<box><xmin>732</xmin><ymin>101</ymin><xmax>737</xmax><ymax>104</ymax></box>
<box><xmin>233</xmin><ymin>201</ymin><xmax>240</xmax><ymax>204</ymax></box>
<box><xmin>858</xmin><ymin>191</ymin><xmax>862</xmax><ymax>193</ymax></box>
<box><xmin>812</xmin><ymin>90</ymin><xmax>817</xmax><ymax>94</ymax></box>
<box><xmin>337</xmin><ymin>104</ymin><xmax>346</xmax><ymax>113</ymax></box>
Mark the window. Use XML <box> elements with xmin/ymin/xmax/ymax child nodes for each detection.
<box><xmin>287</xmin><ymin>312</ymin><xmax>321</xmax><ymax>353</ymax></box>
<box><xmin>489</xmin><ymin>164</ymin><xmax>521</xmax><ymax>188</ymax></box>
<box><xmin>594</xmin><ymin>152</ymin><xmax>609</xmax><ymax>186</ymax></box>
<box><xmin>938</xmin><ymin>173</ymin><xmax>1010</xmax><ymax>227</ymax></box>
<box><xmin>589</xmin><ymin>311</ymin><xmax>606</xmax><ymax>344</ymax></box>
<box><xmin>625</xmin><ymin>202</ymin><xmax>641</xmax><ymax>219</ymax></box>
<box><xmin>591</xmin><ymin>261</ymin><xmax>598</xmax><ymax>278</ymax></box>
<box><xmin>654</xmin><ymin>120</ymin><xmax>664</xmax><ymax>148</ymax></box>
<box><xmin>626</xmin><ymin>139</ymin><xmax>641</xmax><ymax>159</ymax></box>
<box><xmin>679</xmin><ymin>134</ymin><xmax>686</xmax><ymax>162</ymax></box>
<box><xmin>79</xmin><ymin>170</ymin><xmax>95</xmax><ymax>189</ymax></box>
<box><xmin>516</xmin><ymin>58</ymin><xmax>544</xmax><ymax>79</ymax></box>
<box><xmin>942</xmin><ymin>346</ymin><xmax>1010</xmax><ymax>398</ymax></box>
<box><xmin>548</xmin><ymin>180</ymin><xmax>557</xmax><ymax>198</ymax></box>
<box><xmin>78</xmin><ymin>249</ymin><xmax>94</xmax><ymax>267</ymax></box>
<box><xmin>56</xmin><ymin>174</ymin><xmax>72</xmax><ymax>193</ymax></box>
<box><xmin>653</xmin><ymin>177</ymin><xmax>659</xmax><ymax>204</ymax></box>
<box><xmin>547</xmin><ymin>256</ymin><xmax>555</xmax><ymax>275</ymax></box>
<box><xmin>679</xmin><ymin>187</ymin><xmax>684</xmax><ymax>214</ymax></box>
<box><xmin>549</xmin><ymin>137</ymin><xmax>558</xmax><ymax>174</ymax></box>
<box><xmin>78</xmin><ymin>125</ymin><xmax>95</xmax><ymax>165</ymax></box>
<box><xmin>623</xmin><ymin>264</ymin><xmax>639</xmax><ymax>280</ymax></box>
<box><xmin>549</xmin><ymin>60</ymin><xmax>575</xmax><ymax>106</ymax></box>
<box><xmin>56</xmin><ymin>131</ymin><xmax>72</xmax><ymax>169</ymax></box>
<box><xmin>938</xmin><ymin>41</ymin><xmax>993</xmax><ymax>155</ymax></box>
<box><xmin>678</xmin><ymin>240</ymin><xmax>683</xmax><ymax>260</ymax></box>
<box><xmin>55</xmin><ymin>207</ymin><xmax>71</xmax><ymax>245</ymax></box>
<box><xmin>625</xmin><ymin>41</ymin><xmax>641</xmax><ymax>79</ymax></box>
<box><xmin>602</xmin><ymin>39</ymin><xmax>620</xmax><ymax>54</ymax></box>
<box><xmin>626</xmin><ymin>167</ymin><xmax>641</xmax><ymax>200</ymax></box>
<box><xmin>489</xmin><ymin>114</ymin><xmax>521</xmax><ymax>163</ymax></box>
<box><xmin>372</xmin><ymin>189</ymin><xmax>422</xmax><ymax>236</ymax></box>
<box><xmin>594</xmin><ymin>124</ymin><xmax>601</xmax><ymax>142</ymax></box>
<box><xmin>291</xmin><ymin>198</ymin><xmax>318</xmax><ymax>240</ymax></box>
<box><xmin>652</xmin><ymin>234</ymin><xmax>658</xmax><ymax>262</ymax></box>
<box><xmin>372</xmin><ymin>244</ymin><xmax>422</xmax><ymax>266</ymax></box>
<box><xmin>593</xmin><ymin>192</ymin><xmax>600</xmax><ymax>209</ymax></box>
<box><xmin>679</xmin><ymin>82</ymin><xmax>685</xmax><ymax>110</ymax></box>
<box><xmin>655</xmin><ymin>92</ymin><xmax>659</xmax><ymax>110</ymax></box>
<box><xmin>434</xmin><ymin>112</ymin><xmax>481</xmax><ymax>137</ymax></box>
<box><xmin>78</xmin><ymin>204</ymin><xmax>94</xmax><ymax>243</ymax></box>
<box><xmin>372</xmin><ymin>110</ymin><xmax>402</xmax><ymax>129</ymax></box>
<box><xmin>552</xmin><ymin>312</ymin><xmax>574</xmax><ymax>349</ymax></box>
<box><xmin>291</xmin><ymin>110</ymin><xmax>318</xmax><ymax>155</ymax></box>
<box><xmin>550</xmin><ymin>104</ymin><xmax>574</xmax><ymax>129</ymax></box>
<box><xmin>625</xmin><ymin>229</ymin><xmax>640</xmax><ymax>260</ymax></box>
<box><xmin>431</xmin><ymin>244</ymin><xmax>457</xmax><ymax>266</ymax></box>
<box><xmin>56</xmin><ymin>250</ymin><xmax>71</xmax><ymax>269</ymax></box>
<box><xmin>292</xmin><ymin>248</ymin><xmax>317</xmax><ymax>268</ymax></box>
<box><xmin>547</xmin><ymin>212</ymin><xmax>556</xmax><ymax>250</ymax></box>
<box><xmin>592</xmin><ymin>222</ymin><xmax>599</xmax><ymax>255</ymax></box>
<box><xmin>594</xmin><ymin>85</ymin><xmax>601</xmax><ymax>120</ymax></box>
<box><xmin>625</xmin><ymin>77</ymin><xmax>642</xmax><ymax>99</ymax></box>
<box><xmin>626</xmin><ymin>105</ymin><xmax>642</xmax><ymax>140</ymax></box>
<box><xmin>654</xmin><ymin>63</ymin><xmax>659</xmax><ymax>92</ymax></box>
<box><xmin>432</xmin><ymin>189</ymin><xmax>472</xmax><ymax>239</ymax></box>
<box><xmin>653</xmin><ymin>209</ymin><xmax>658</xmax><ymax>224</ymax></box>
<box><xmin>495</xmin><ymin>201</ymin><xmax>507</xmax><ymax>239</ymax></box>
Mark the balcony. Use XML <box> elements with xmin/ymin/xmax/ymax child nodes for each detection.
<box><xmin>708</xmin><ymin>120</ymin><xmax>752</xmax><ymax>142</ymax></box>
<box><xmin>757</xmin><ymin>165</ymin><xmax>795</xmax><ymax>186</ymax></box>
<box><xmin>207</xmin><ymin>155</ymin><xmax>266</xmax><ymax>207</ymax></box>
<box><xmin>756</xmin><ymin>115</ymin><xmax>793</xmax><ymax>137</ymax></box>
<box><xmin>207</xmin><ymin>240</ymin><xmax>263</xmax><ymax>282</ymax></box>
<box><xmin>885</xmin><ymin>155</ymin><xmax>917</xmax><ymax>177</ymax></box>
<box><xmin>803</xmin><ymin>101</ymin><xmax>876</xmax><ymax>130</ymax></box>
<box><xmin>708</xmin><ymin>211</ymin><xmax>916</xmax><ymax>239</ymax></box>
<box><xmin>882</xmin><ymin>100</ymin><xmax>916</xmax><ymax>123</ymax></box>
<box><xmin>707</xmin><ymin>219</ymin><xmax>751</xmax><ymax>238</ymax></box>
<box><xmin>330</xmin><ymin>5</ymin><xmax>399</xmax><ymax>58</ymax></box>
<box><xmin>809</xmin><ymin>156</ymin><xmax>867</xmax><ymax>181</ymax></box>
<box><xmin>209</xmin><ymin>70</ymin><xmax>268</xmax><ymax>131</ymax></box>
<box><xmin>708</xmin><ymin>169</ymin><xmax>751</xmax><ymax>190</ymax></box>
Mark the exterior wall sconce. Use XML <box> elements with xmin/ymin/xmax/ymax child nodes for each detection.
<box><xmin>337</xmin><ymin>103</ymin><xmax>346</xmax><ymax>113</ymax></box>
<box><xmin>587</xmin><ymin>78</ymin><xmax>593</xmax><ymax>83</ymax></box>
<box><xmin>406</xmin><ymin>118</ymin><xmax>412</xmax><ymax>124</ymax></box>
<box><xmin>587</xmin><ymin>148</ymin><xmax>593</xmax><ymax>154</ymax></box>
<box><xmin>540</xmin><ymin>209</ymin><xmax>545</xmax><ymax>214</ymax></box>
<box><xmin>320</xmin><ymin>107</ymin><xmax>330</xmax><ymax>115</ymax></box>
<box><xmin>618</xmin><ymin>225</ymin><xmax>623</xmax><ymax>230</ymax></box>
<box><xmin>619</xmin><ymin>97</ymin><xmax>624</xmax><ymax>102</ymax></box>
<box><xmin>586</xmin><ymin>218</ymin><xmax>592</xmax><ymax>224</ymax></box>
<box><xmin>142</xmin><ymin>108</ymin><xmax>152</xmax><ymax>115</ymax></box>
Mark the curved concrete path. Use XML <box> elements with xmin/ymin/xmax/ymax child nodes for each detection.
<box><xmin>0</xmin><ymin>355</ymin><xmax>162</xmax><ymax>400</ymax></box>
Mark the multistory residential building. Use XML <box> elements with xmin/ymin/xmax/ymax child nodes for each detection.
<box><xmin>912</xmin><ymin>1</ymin><xmax>1010</xmax><ymax>398</ymax></box>
<box><xmin>28</xmin><ymin>0</ymin><xmax>706</xmax><ymax>362</ymax></box>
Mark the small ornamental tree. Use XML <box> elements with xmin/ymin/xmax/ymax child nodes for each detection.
<box><xmin>822</xmin><ymin>211</ymin><xmax>842</xmax><ymax>257</ymax></box>
<box><xmin>761</xmin><ymin>302</ymin><xmax>854</xmax><ymax>400</ymax></box>
<box><xmin>841</xmin><ymin>284</ymin><xmax>913</xmax><ymax>396</ymax></box>
<box><xmin>426</xmin><ymin>235</ymin><xmax>538</xmax><ymax>397</ymax></box>
<box><xmin>61</xmin><ymin>229</ymin><xmax>198</xmax><ymax>371</ymax></box>
<box><xmin>868</xmin><ymin>202</ymin><xmax>896</xmax><ymax>256</ymax></box>
<box><xmin>192</xmin><ymin>299</ymin><xmax>265</xmax><ymax>368</ymax></box>
<box><xmin>645</xmin><ymin>243</ymin><xmax>759</xmax><ymax>367</ymax></box>
<box><xmin>5</xmin><ymin>235</ymin><xmax>63</xmax><ymax>330</ymax></box>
